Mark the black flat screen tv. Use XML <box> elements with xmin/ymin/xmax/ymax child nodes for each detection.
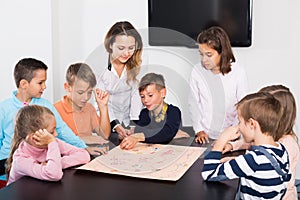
<box><xmin>148</xmin><ymin>0</ymin><xmax>253</xmax><ymax>48</ymax></box>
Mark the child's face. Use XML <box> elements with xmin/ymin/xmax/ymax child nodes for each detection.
<box><xmin>237</xmin><ymin>109</ymin><xmax>254</xmax><ymax>143</ymax></box>
<box><xmin>139</xmin><ymin>84</ymin><xmax>166</xmax><ymax>111</ymax></box>
<box><xmin>110</xmin><ymin>35</ymin><xmax>136</xmax><ymax>64</ymax></box>
<box><xmin>198</xmin><ymin>43</ymin><xmax>221</xmax><ymax>73</ymax></box>
<box><xmin>26</xmin><ymin>69</ymin><xmax>47</xmax><ymax>98</ymax></box>
<box><xmin>66</xmin><ymin>79</ymin><xmax>93</xmax><ymax>111</ymax></box>
<box><xmin>46</xmin><ymin>115</ymin><xmax>57</xmax><ymax>135</ymax></box>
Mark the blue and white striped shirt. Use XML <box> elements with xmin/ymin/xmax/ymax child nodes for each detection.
<box><xmin>202</xmin><ymin>143</ymin><xmax>291</xmax><ymax>200</ymax></box>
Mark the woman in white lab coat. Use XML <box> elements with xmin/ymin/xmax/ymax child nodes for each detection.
<box><xmin>98</xmin><ymin>21</ymin><xmax>143</xmax><ymax>139</ymax></box>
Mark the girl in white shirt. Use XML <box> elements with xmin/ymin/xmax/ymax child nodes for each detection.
<box><xmin>189</xmin><ymin>26</ymin><xmax>248</xmax><ymax>143</ymax></box>
<box><xmin>98</xmin><ymin>21</ymin><xmax>143</xmax><ymax>139</ymax></box>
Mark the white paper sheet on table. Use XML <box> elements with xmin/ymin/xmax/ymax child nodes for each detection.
<box><xmin>77</xmin><ymin>143</ymin><xmax>206</xmax><ymax>181</ymax></box>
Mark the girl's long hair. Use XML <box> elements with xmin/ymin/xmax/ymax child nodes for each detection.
<box><xmin>259</xmin><ymin>85</ymin><xmax>297</xmax><ymax>141</ymax></box>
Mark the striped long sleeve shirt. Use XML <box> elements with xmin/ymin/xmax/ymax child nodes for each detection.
<box><xmin>202</xmin><ymin>143</ymin><xmax>291</xmax><ymax>200</ymax></box>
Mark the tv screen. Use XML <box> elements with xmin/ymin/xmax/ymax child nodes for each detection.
<box><xmin>148</xmin><ymin>0</ymin><xmax>253</xmax><ymax>48</ymax></box>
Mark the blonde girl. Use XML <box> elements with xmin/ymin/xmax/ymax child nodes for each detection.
<box><xmin>6</xmin><ymin>105</ymin><xmax>90</xmax><ymax>185</ymax></box>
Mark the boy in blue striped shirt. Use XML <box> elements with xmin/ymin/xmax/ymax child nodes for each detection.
<box><xmin>202</xmin><ymin>92</ymin><xmax>291</xmax><ymax>200</ymax></box>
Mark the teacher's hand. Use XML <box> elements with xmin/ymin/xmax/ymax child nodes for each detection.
<box><xmin>195</xmin><ymin>131</ymin><xmax>209</xmax><ymax>144</ymax></box>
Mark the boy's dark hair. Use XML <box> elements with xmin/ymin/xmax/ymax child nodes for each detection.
<box><xmin>14</xmin><ymin>58</ymin><xmax>48</xmax><ymax>88</ymax></box>
<box><xmin>139</xmin><ymin>73</ymin><xmax>165</xmax><ymax>92</ymax></box>
<box><xmin>66</xmin><ymin>63</ymin><xmax>96</xmax><ymax>88</ymax></box>
<box><xmin>237</xmin><ymin>92</ymin><xmax>283</xmax><ymax>140</ymax></box>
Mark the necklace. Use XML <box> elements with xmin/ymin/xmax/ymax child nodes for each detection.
<box><xmin>153</xmin><ymin>103</ymin><xmax>168</xmax><ymax>123</ymax></box>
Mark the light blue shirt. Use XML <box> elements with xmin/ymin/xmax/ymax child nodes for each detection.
<box><xmin>0</xmin><ymin>91</ymin><xmax>87</xmax><ymax>180</ymax></box>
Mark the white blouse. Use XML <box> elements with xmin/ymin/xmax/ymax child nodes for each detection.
<box><xmin>97</xmin><ymin>65</ymin><xmax>143</xmax><ymax>127</ymax></box>
<box><xmin>188</xmin><ymin>62</ymin><xmax>248</xmax><ymax>139</ymax></box>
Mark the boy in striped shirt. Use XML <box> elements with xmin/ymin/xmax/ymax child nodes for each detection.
<box><xmin>202</xmin><ymin>92</ymin><xmax>291</xmax><ymax>199</ymax></box>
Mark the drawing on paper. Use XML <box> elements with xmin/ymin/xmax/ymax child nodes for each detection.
<box><xmin>77</xmin><ymin>143</ymin><xmax>206</xmax><ymax>181</ymax></box>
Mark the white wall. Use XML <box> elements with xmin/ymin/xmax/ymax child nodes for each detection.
<box><xmin>0</xmin><ymin>0</ymin><xmax>53</xmax><ymax>101</ymax></box>
<box><xmin>50</xmin><ymin>0</ymin><xmax>300</xmax><ymax>131</ymax></box>
<box><xmin>1</xmin><ymin>0</ymin><xmax>300</xmax><ymax>176</ymax></box>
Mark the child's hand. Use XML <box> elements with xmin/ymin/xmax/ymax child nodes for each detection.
<box><xmin>94</xmin><ymin>88</ymin><xmax>109</xmax><ymax>108</ymax></box>
<box><xmin>212</xmin><ymin>126</ymin><xmax>240</xmax><ymax>152</ymax></box>
<box><xmin>86</xmin><ymin>146</ymin><xmax>108</xmax><ymax>156</ymax></box>
<box><xmin>115</xmin><ymin>125</ymin><xmax>129</xmax><ymax>140</ymax></box>
<box><xmin>120</xmin><ymin>135</ymin><xmax>138</xmax><ymax>150</ymax></box>
<box><xmin>33</xmin><ymin>129</ymin><xmax>56</xmax><ymax>148</ymax></box>
<box><xmin>98</xmin><ymin>143</ymin><xmax>109</xmax><ymax>155</ymax></box>
<box><xmin>129</xmin><ymin>126</ymin><xmax>136</xmax><ymax>135</ymax></box>
<box><xmin>124</xmin><ymin>129</ymin><xmax>132</xmax><ymax>136</ymax></box>
<box><xmin>195</xmin><ymin>131</ymin><xmax>209</xmax><ymax>144</ymax></box>
<box><xmin>222</xmin><ymin>143</ymin><xmax>234</xmax><ymax>154</ymax></box>
<box><xmin>219</xmin><ymin>126</ymin><xmax>241</xmax><ymax>142</ymax></box>
<box><xmin>98</xmin><ymin>147</ymin><xmax>108</xmax><ymax>155</ymax></box>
